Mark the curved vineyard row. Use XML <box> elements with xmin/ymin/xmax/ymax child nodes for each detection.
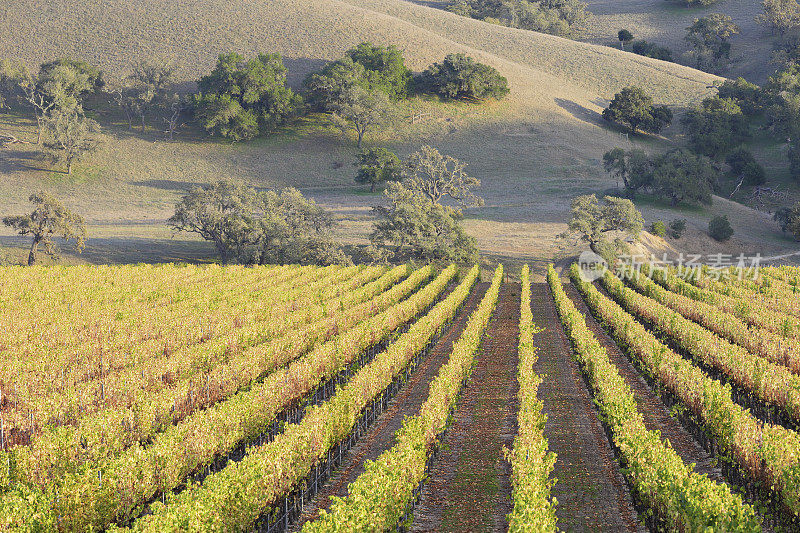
<box><xmin>572</xmin><ymin>267</ymin><xmax>800</xmax><ymax>525</ymax></box>
<box><xmin>2</xmin><ymin>265</ymin><xmax>452</xmax><ymax>531</ymax></box>
<box><xmin>628</xmin><ymin>265</ymin><xmax>800</xmax><ymax>374</ymax></box>
<box><xmin>647</xmin><ymin>266</ymin><xmax>800</xmax><ymax>340</ymax></box>
<box><xmin>5</xmin><ymin>264</ymin><xmax>420</xmax><ymax>495</ymax></box>
<box><xmin>120</xmin><ymin>266</ymin><xmax>482</xmax><ymax>532</ymax></box>
<box><xmin>302</xmin><ymin>265</ymin><xmax>502</xmax><ymax>532</ymax></box>
<box><xmin>600</xmin><ymin>270</ymin><xmax>800</xmax><ymax>426</ymax></box>
<box><xmin>552</xmin><ymin>266</ymin><xmax>760</xmax><ymax>531</ymax></box>
<box><xmin>1</xmin><ymin>265</ymin><xmax>387</xmax><ymax>441</ymax></box>
<box><xmin>689</xmin><ymin>266</ymin><xmax>800</xmax><ymax>319</ymax></box>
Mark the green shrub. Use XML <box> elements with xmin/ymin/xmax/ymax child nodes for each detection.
<box><xmin>718</xmin><ymin>77</ymin><xmax>763</xmax><ymax>117</ymax></box>
<box><xmin>650</xmin><ymin>220</ymin><xmax>667</xmax><ymax>238</ymax></box>
<box><xmin>618</xmin><ymin>29</ymin><xmax>633</xmax><ymax>48</ymax></box>
<box><xmin>669</xmin><ymin>218</ymin><xmax>686</xmax><ymax>239</ymax></box>
<box><xmin>726</xmin><ymin>148</ymin><xmax>766</xmax><ymax>186</ymax></box>
<box><xmin>708</xmin><ymin>215</ymin><xmax>734</xmax><ymax>241</ymax></box>
<box><xmin>630</xmin><ymin>40</ymin><xmax>673</xmax><ymax>61</ymax></box>
<box><xmin>416</xmin><ymin>54</ymin><xmax>509</xmax><ymax>100</ymax></box>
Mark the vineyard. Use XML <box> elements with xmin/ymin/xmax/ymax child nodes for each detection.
<box><xmin>2</xmin><ymin>262</ymin><xmax>800</xmax><ymax>531</ymax></box>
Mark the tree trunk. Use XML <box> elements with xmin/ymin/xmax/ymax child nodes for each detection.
<box><xmin>28</xmin><ymin>237</ymin><xmax>40</xmax><ymax>266</ymax></box>
<box><xmin>356</xmin><ymin>128</ymin><xmax>364</xmax><ymax>149</ymax></box>
<box><xmin>66</xmin><ymin>159</ymin><xmax>72</xmax><ymax>174</ymax></box>
<box><xmin>141</xmin><ymin>114</ymin><xmax>146</xmax><ymax>134</ymax></box>
<box><xmin>35</xmin><ymin>114</ymin><xmax>43</xmax><ymax>145</ymax></box>
<box><xmin>370</xmin><ymin>181</ymin><xmax>376</xmax><ymax>193</ymax></box>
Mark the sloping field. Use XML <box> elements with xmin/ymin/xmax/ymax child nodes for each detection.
<box><xmin>0</xmin><ymin>0</ymin><xmax>719</xmax><ymax>100</ymax></box>
<box><xmin>2</xmin><ymin>0</ymin><xmax>783</xmax><ymax>269</ymax></box>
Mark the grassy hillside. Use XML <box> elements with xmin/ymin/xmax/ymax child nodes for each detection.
<box><xmin>584</xmin><ymin>0</ymin><xmax>776</xmax><ymax>84</ymax></box>
<box><xmin>407</xmin><ymin>0</ymin><xmax>778</xmax><ymax>84</ymax></box>
<box><xmin>0</xmin><ymin>0</ymin><xmax>788</xmax><ymax>272</ymax></box>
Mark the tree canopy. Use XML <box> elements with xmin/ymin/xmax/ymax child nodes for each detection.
<box><xmin>416</xmin><ymin>54</ymin><xmax>509</xmax><ymax>101</ymax></box>
<box><xmin>618</xmin><ymin>29</ymin><xmax>633</xmax><ymax>49</ymax></box>
<box><xmin>304</xmin><ymin>43</ymin><xmax>412</xmax><ymax>108</ymax></box>
<box><xmin>757</xmin><ymin>0</ymin><xmax>800</xmax><ymax>35</ymax></box>
<box><xmin>168</xmin><ymin>181</ymin><xmax>349</xmax><ymax>265</ymax></box>
<box><xmin>2</xmin><ymin>191</ymin><xmax>86</xmax><ymax>265</ymax></box>
<box><xmin>566</xmin><ymin>194</ymin><xmax>643</xmax><ymax>262</ymax></box>
<box><xmin>726</xmin><ymin>148</ymin><xmax>766</xmax><ymax>186</ymax></box>
<box><xmin>685</xmin><ymin>14</ymin><xmax>739</xmax><ymax>72</ymax></box>
<box><xmin>602</xmin><ymin>86</ymin><xmax>672</xmax><ymax>134</ymax></box>
<box><xmin>708</xmin><ymin>215</ymin><xmax>734</xmax><ymax>241</ymax></box>
<box><xmin>346</xmin><ymin>42</ymin><xmax>413</xmax><ymax>100</ymax></box>
<box><xmin>355</xmin><ymin>147</ymin><xmax>402</xmax><ymax>192</ymax></box>
<box><xmin>328</xmin><ymin>85</ymin><xmax>394</xmax><ymax>148</ymax></box>
<box><xmin>603</xmin><ymin>147</ymin><xmax>653</xmax><ymax>194</ymax></box>
<box><xmin>650</xmin><ymin>148</ymin><xmax>717</xmax><ymax>206</ymax></box>
<box><xmin>193</xmin><ymin>53</ymin><xmax>301</xmax><ymax>141</ymax></box>
<box><xmin>401</xmin><ymin>145</ymin><xmax>484</xmax><ymax>207</ymax></box>
<box><xmin>371</xmin><ymin>182</ymin><xmax>478</xmax><ymax>263</ymax></box>
<box><xmin>681</xmin><ymin>96</ymin><xmax>750</xmax><ymax>159</ymax></box>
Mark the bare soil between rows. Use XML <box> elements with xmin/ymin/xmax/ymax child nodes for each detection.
<box><xmin>411</xmin><ymin>282</ymin><xmax>520</xmax><ymax>532</ymax></box>
<box><xmin>530</xmin><ymin>283</ymin><xmax>644</xmax><ymax>533</ymax></box>
<box><xmin>290</xmin><ymin>282</ymin><xmax>491</xmax><ymax>531</ymax></box>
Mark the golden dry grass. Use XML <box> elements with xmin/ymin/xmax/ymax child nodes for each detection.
<box><xmin>0</xmin><ymin>0</ymin><xmax>790</xmax><ymax>274</ymax></box>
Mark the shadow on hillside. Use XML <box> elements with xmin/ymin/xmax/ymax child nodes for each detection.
<box><xmin>554</xmin><ymin>98</ymin><xmax>604</xmax><ymax>127</ymax></box>
<box><xmin>0</xmin><ymin>234</ymin><xmax>215</xmax><ymax>265</ymax></box>
<box><xmin>132</xmin><ymin>179</ymin><xmax>202</xmax><ymax>192</ymax></box>
<box><xmin>0</xmin><ymin>147</ymin><xmax>53</xmax><ymax>173</ymax></box>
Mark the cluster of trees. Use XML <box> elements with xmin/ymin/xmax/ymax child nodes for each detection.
<box><xmin>603</xmin><ymin>147</ymin><xmax>718</xmax><ymax>206</ymax></box>
<box><xmin>616</xmin><ymin>14</ymin><xmax>739</xmax><ymax>74</ymax></box>
<box><xmin>170</xmin><ymin>146</ymin><xmax>481</xmax><ymax>265</ymax></box>
<box><xmin>684</xmin><ymin>14</ymin><xmax>739</xmax><ymax>73</ymax></box>
<box><xmin>668</xmin><ymin>0</ymin><xmax>719</xmax><ymax>6</ymax></box>
<box><xmin>1</xmin><ymin>44</ymin><xmax>509</xmax><ymax>153</ymax></box>
<box><xmin>617</xmin><ymin>30</ymin><xmax>674</xmax><ymax>61</ymax></box>
<box><xmin>602</xmin><ymin>80</ymin><xmax>771</xmax><ymax>199</ymax></box>
<box><xmin>445</xmin><ymin>0</ymin><xmax>592</xmax><ymax>38</ymax></box>
<box><xmin>2</xmin><ymin>146</ymin><xmax>483</xmax><ymax>267</ymax></box>
<box><xmin>111</xmin><ymin>60</ymin><xmax>180</xmax><ymax>136</ymax></box>
<box><xmin>602</xmin><ymin>86</ymin><xmax>673</xmax><ymax>134</ymax></box>
<box><xmin>0</xmin><ymin>59</ymin><xmax>102</xmax><ymax>173</ymax></box>
<box><xmin>193</xmin><ymin>45</ymin><xmax>507</xmax><ymax>145</ymax></box>
<box><xmin>758</xmin><ymin>0</ymin><xmax>800</xmax><ymax>36</ymax></box>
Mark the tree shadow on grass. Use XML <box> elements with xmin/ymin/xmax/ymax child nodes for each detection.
<box><xmin>0</xmin><ymin>234</ymin><xmax>216</xmax><ymax>265</ymax></box>
<box><xmin>132</xmin><ymin>179</ymin><xmax>202</xmax><ymax>192</ymax></box>
<box><xmin>0</xmin><ymin>147</ymin><xmax>55</xmax><ymax>173</ymax></box>
<box><xmin>554</xmin><ymin>98</ymin><xmax>605</xmax><ymax>127</ymax></box>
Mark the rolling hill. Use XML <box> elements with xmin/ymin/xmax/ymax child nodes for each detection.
<box><xmin>0</xmin><ymin>0</ymin><xmax>789</xmax><ymax>271</ymax></box>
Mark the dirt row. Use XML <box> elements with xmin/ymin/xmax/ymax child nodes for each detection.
<box><xmin>411</xmin><ymin>282</ymin><xmax>521</xmax><ymax>532</ymax></box>
<box><xmin>290</xmin><ymin>282</ymin><xmax>491</xmax><ymax>531</ymax></box>
<box><xmin>530</xmin><ymin>283</ymin><xmax>645</xmax><ymax>533</ymax></box>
